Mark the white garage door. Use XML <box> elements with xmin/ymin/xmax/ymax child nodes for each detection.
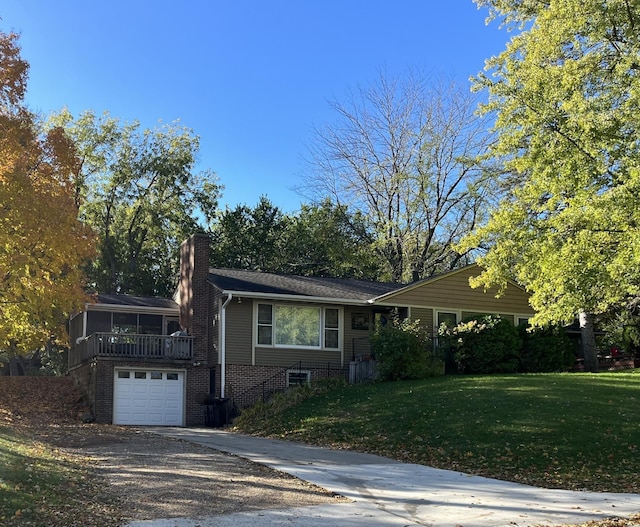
<box><xmin>113</xmin><ymin>369</ymin><xmax>185</xmax><ymax>426</ymax></box>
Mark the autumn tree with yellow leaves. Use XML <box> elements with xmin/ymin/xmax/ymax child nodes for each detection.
<box><xmin>0</xmin><ymin>31</ymin><xmax>95</xmax><ymax>370</ymax></box>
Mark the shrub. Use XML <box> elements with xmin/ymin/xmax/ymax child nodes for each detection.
<box><xmin>371</xmin><ymin>319</ymin><xmax>442</xmax><ymax>381</ymax></box>
<box><xmin>518</xmin><ymin>323</ymin><xmax>575</xmax><ymax>372</ymax></box>
<box><xmin>442</xmin><ymin>315</ymin><xmax>521</xmax><ymax>374</ymax></box>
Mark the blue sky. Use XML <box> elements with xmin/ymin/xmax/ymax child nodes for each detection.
<box><xmin>2</xmin><ymin>1</ymin><xmax>510</xmax><ymax>213</ymax></box>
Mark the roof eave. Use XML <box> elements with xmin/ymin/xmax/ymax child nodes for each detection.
<box><xmin>219</xmin><ymin>289</ymin><xmax>372</xmax><ymax>306</ymax></box>
<box><xmin>84</xmin><ymin>302</ymin><xmax>179</xmax><ymax>314</ymax></box>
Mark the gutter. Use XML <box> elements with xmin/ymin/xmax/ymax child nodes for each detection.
<box><xmin>220</xmin><ymin>293</ymin><xmax>233</xmax><ymax>398</ymax></box>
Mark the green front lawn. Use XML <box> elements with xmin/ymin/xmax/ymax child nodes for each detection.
<box><xmin>235</xmin><ymin>372</ymin><xmax>640</xmax><ymax>493</ymax></box>
<box><xmin>0</xmin><ymin>426</ymin><xmax>119</xmax><ymax>527</ymax></box>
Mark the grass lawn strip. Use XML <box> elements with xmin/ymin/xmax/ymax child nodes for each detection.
<box><xmin>0</xmin><ymin>425</ymin><xmax>123</xmax><ymax>527</ymax></box>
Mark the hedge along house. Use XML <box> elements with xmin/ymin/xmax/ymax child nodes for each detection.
<box><xmin>68</xmin><ymin>233</ymin><xmax>535</xmax><ymax>426</ymax></box>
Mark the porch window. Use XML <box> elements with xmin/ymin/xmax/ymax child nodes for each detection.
<box><xmin>113</xmin><ymin>313</ymin><xmax>138</xmax><ymax>334</ymax></box>
<box><xmin>256</xmin><ymin>303</ymin><xmax>341</xmax><ymax>349</ymax></box>
<box><xmin>139</xmin><ymin>314</ymin><xmax>163</xmax><ymax>334</ymax></box>
<box><xmin>86</xmin><ymin>311</ymin><xmax>166</xmax><ymax>335</ymax></box>
<box><xmin>87</xmin><ymin>311</ymin><xmax>112</xmax><ymax>334</ymax></box>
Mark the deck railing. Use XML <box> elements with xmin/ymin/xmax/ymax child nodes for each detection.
<box><xmin>69</xmin><ymin>332</ymin><xmax>194</xmax><ymax>368</ymax></box>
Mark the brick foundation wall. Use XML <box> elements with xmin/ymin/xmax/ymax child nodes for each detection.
<box><xmin>69</xmin><ymin>358</ymin><xmax>211</xmax><ymax>426</ymax></box>
<box><xmin>224</xmin><ymin>362</ymin><xmax>348</xmax><ymax>410</ymax></box>
<box><xmin>224</xmin><ymin>364</ymin><xmax>285</xmax><ymax>408</ymax></box>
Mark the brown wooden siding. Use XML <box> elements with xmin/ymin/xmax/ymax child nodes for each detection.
<box><xmin>383</xmin><ymin>266</ymin><xmax>534</xmax><ymax>315</ymax></box>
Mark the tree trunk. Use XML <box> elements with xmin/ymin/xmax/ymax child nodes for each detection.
<box><xmin>579</xmin><ymin>311</ymin><xmax>599</xmax><ymax>372</ymax></box>
<box><xmin>8</xmin><ymin>342</ymin><xmax>22</xmax><ymax>376</ymax></box>
<box><xmin>8</xmin><ymin>356</ymin><xmax>21</xmax><ymax>376</ymax></box>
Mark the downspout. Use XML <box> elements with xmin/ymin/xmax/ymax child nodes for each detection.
<box><xmin>220</xmin><ymin>293</ymin><xmax>233</xmax><ymax>398</ymax></box>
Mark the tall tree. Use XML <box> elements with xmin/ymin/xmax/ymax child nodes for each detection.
<box><xmin>210</xmin><ymin>198</ymin><xmax>380</xmax><ymax>279</ymax></box>
<box><xmin>210</xmin><ymin>196</ymin><xmax>289</xmax><ymax>271</ymax></box>
<box><xmin>52</xmin><ymin>110</ymin><xmax>221</xmax><ymax>297</ymax></box>
<box><xmin>0</xmin><ymin>32</ymin><xmax>95</xmax><ymax>363</ymax></box>
<box><xmin>303</xmin><ymin>71</ymin><xmax>496</xmax><ymax>283</ymax></box>
<box><xmin>459</xmin><ymin>0</ymin><xmax>640</xmax><ymax>371</ymax></box>
<box><xmin>283</xmin><ymin>200</ymin><xmax>380</xmax><ymax>279</ymax></box>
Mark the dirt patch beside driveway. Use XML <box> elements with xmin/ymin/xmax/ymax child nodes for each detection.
<box><xmin>56</xmin><ymin>424</ymin><xmax>346</xmax><ymax>524</ymax></box>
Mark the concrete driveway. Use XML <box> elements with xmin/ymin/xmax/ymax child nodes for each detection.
<box><xmin>128</xmin><ymin>427</ymin><xmax>640</xmax><ymax>527</ymax></box>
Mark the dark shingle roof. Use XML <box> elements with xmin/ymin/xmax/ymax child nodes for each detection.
<box><xmin>208</xmin><ymin>268</ymin><xmax>404</xmax><ymax>301</ymax></box>
<box><xmin>95</xmin><ymin>293</ymin><xmax>178</xmax><ymax>309</ymax></box>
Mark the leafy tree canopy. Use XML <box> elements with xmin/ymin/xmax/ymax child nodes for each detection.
<box><xmin>460</xmin><ymin>0</ymin><xmax>640</xmax><ymax>330</ymax></box>
<box><xmin>0</xmin><ymin>32</ymin><xmax>95</xmax><ymax>353</ymax></box>
<box><xmin>51</xmin><ymin>109</ymin><xmax>221</xmax><ymax>297</ymax></box>
<box><xmin>282</xmin><ymin>200</ymin><xmax>380</xmax><ymax>279</ymax></box>
<box><xmin>211</xmin><ymin>197</ymin><xmax>380</xmax><ymax>279</ymax></box>
<box><xmin>210</xmin><ymin>196</ymin><xmax>290</xmax><ymax>272</ymax></box>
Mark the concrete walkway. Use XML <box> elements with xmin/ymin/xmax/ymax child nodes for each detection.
<box><xmin>127</xmin><ymin>428</ymin><xmax>640</xmax><ymax>527</ymax></box>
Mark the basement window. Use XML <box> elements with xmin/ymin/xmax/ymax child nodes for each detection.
<box><xmin>287</xmin><ymin>370</ymin><xmax>311</xmax><ymax>387</ymax></box>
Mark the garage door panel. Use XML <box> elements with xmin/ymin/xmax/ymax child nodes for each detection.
<box><xmin>149</xmin><ymin>386</ymin><xmax>164</xmax><ymax>398</ymax></box>
<box><xmin>113</xmin><ymin>369</ymin><xmax>185</xmax><ymax>426</ymax></box>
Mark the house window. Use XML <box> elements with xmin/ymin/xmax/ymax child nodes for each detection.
<box><xmin>257</xmin><ymin>304</ymin><xmax>273</xmax><ymax>345</ymax></box>
<box><xmin>517</xmin><ymin>316</ymin><xmax>530</xmax><ymax>326</ymax></box>
<box><xmin>256</xmin><ymin>303</ymin><xmax>341</xmax><ymax>349</ymax></box>
<box><xmin>324</xmin><ymin>308</ymin><xmax>339</xmax><ymax>349</ymax></box>
<box><xmin>275</xmin><ymin>305</ymin><xmax>320</xmax><ymax>347</ymax></box>
<box><xmin>287</xmin><ymin>370</ymin><xmax>311</xmax><ymax>387</ymax></box>
<box><xmin>437</xmin><ymin>311</ymin><xmax>458</xmax><ymax>329</ymax></box>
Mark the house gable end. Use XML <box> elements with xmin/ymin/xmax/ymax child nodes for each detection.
<box><xmin>373</xmin><ymin>265</ymin><xmax>533</xmax><ymax>315</ymax></box>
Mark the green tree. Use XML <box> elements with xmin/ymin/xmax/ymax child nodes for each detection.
<box><xmin>459</xmin><ymin>0</ymin><xmax>640</xmax><ymax>371</ymax></box>
<box><xmin>211</xmin><ymin>198</ymin><xmax>380</xmax><ymax>279</ymax></box>
<box><xmin>210</xmin><ymin>196</ymin><xmax>289</xmax><ymax>271</ymax></box>
<box><xmin>282</xmin><ymin>200</ymin><xmax>380</xmax><ymax>279</ymax></box>
<box><xmin>303</xmin><ymin>70</ymin><xmax>497</xmax><ymax>283</ymax></box>
<box><xmin>52</xmin><ymin>110</ymin><xmax>221</xmax><ymax>297</ymax></box>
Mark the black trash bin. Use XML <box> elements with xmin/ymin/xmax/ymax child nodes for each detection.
<box><xmin>203</xmin><ymin>396</ymin><xmax>229</xmax><ymax>427</ymax></box>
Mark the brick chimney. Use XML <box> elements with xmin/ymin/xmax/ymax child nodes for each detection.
<box><xmin>179</xmin><ymin>233</ymin><xmax>210</xmax><ymax>363</ymax></box>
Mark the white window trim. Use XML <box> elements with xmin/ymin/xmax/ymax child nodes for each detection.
<box><xmin>254</xmin><ymin>302</ymin><xmax>342</xmax><ymax>351</ymax></box>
